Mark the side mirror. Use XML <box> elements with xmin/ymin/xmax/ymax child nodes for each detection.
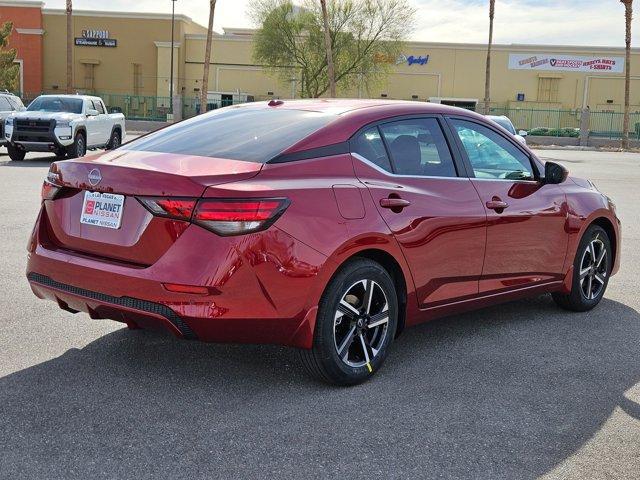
<box><xmin>543</xmin><ymin>161</ymin><xmax>568</xmax><ymax>185</ymax></box>
<box><xmin>17</xmin><ymin>106</ymin><xmax>27</xmax><ymax>112</ymax></box>
<box><xmin>518</xmin><ymin>130</ymin><xmax>528</xmax><ymax>137</ymax></box>
<box><xmin>86</xmin><ymin>109</ymin><xmax>99</xmax><ymax>116</ymax></box>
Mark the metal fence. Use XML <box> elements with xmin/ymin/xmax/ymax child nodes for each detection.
<box><xmin>10</xmin><ymin>91</ymin><xmax>640</xmax><ymax>140</ymax></box>
<box><xmin>588</xmin><ymin>111</ymin><xmax>640</xmax><ymax>139</ymax></box>
<box><xmin>488</xmin><ymin>108</ymin><xmax>581</xmax><ymax>138</ymax></box>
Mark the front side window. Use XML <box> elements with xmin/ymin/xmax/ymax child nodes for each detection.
<box><xmin>124</xmin><ymin>107</ymin><xmax>337</xmax><ymax>163</ymax></box>
<box><xmin>379</xmin><ymin>118</ymin><xmax>457</xmax><ymax>177</ymax></box>
<box><xmin>451</xmin><ymin>119</ymin><xmax>535</xmax><ymax>181</ymax></box>
<box><xmin>27</xmin><ymin>96</ymin><xmax>84</xmax><ymax>114</ymax></box>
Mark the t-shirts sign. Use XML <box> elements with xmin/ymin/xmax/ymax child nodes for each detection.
<box><xmin>508</xmin><ymin>53</ymin><xmax>624</xmax><ymax>73</ymax></box>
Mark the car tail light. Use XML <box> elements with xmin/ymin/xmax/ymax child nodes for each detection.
<box><xmin>41</xmin><ymin>164</ymin><xmax>62</xmax><ymax>201</ymax></box>
<box><xmin>193</xmin><ymin>198</ymin><xmax>290</xmax><ymax>236</ymax></box>
<box><xmin>137</xmin><ymin>197</ymin><xmax>197</xmax><ymax>220</ymax></box>
<box><xmin>137</xmin><ymin>197</ymin><xmax>290</xmax><ymax>236</ymax></box>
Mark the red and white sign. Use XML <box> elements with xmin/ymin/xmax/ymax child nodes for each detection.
<box><xmin>508</xmin><ymin>53</ymin><xmax>624</xmax><ymax>73</ymax></box>
<box><xmin>80</xmin><ymin>191</ymin><xmax>125</xmax><ymax>229</ymax></box>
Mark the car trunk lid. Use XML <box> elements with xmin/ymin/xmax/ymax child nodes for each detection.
<box><xmin>41</xmin><ymin>150</ymin><xmax>263</xmax><ymax>266</ymax></box>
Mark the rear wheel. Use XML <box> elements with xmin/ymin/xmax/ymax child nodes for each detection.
<box><xmin>552</xmin><ymin>224</ymin><xmax>611</xmax><ymax>311</ymax></box>
<box><xmin>7</xmin><ymin>144</ymin><xmax>25</xmax><ymax>161</ymax></box>
<box><xmin>106</xmin><ymin>129</ymin><xmax>121</xmax><ymax>150</ymax></box>
<box><xmin>67</xmin><ymin>132</ymin><xmax>86</xmax><ymax>159</ymax></box>
<box><xmin>299</xmin><ymin>258</ymin><xmax>398</xmax><ymax>385</ymax></box>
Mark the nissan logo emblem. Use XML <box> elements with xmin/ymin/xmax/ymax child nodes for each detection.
<box><xmin>88</xmin><ymin>169</ymin><xmax>102</xmax><ymax>186</ymax></box>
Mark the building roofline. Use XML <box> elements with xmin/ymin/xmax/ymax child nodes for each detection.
<box><xmin>0</xmin><ymin>1</ymin><xmax>43</xmax><ymax>7</ymax></box>
<box><xmin>41</xmin><ymin>8</ymin><xmax>198</xmax><ymax>25</ymax></box>
<box><xmin>206</xmin><ymin>26</ymin><xmax>636</xmax><ymax>54</ymax></box>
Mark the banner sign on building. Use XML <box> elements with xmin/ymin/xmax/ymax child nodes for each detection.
<box><xmin>508</xmin><ymin>53</ymin><xmax>624</xmax><ymax>73</ymax></box>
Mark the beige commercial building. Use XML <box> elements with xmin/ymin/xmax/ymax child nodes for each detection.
<box><xmin>3</xmin><ymin>1</ymin><xmax>638</xmax><ymax>117</ymax></box>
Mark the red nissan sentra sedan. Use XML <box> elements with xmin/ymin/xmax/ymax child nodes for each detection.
<box><xmin>27</xmin><ymin>100</ymin><xmax>620</xmax><ymax>385</ymax></box>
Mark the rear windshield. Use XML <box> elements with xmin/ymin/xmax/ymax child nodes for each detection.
<box><xmin>124</xmin><ymin>107</ymin><xmax>337</xmax><ymax>163</ymax></box>
<box><xmin>27</xmin><ymin>97</ymin><xmax>84</xmax><ymax>114</ymax></box>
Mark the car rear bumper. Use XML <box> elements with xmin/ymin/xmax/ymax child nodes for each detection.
<box><xmin>26</xmin><ymin>209</ymin><xmax>328</xmax><ymax>348</ymax></box>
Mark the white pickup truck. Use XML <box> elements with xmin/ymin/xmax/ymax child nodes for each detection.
<box><xmin>4</xmin><ymin>94</ymin><xmax>125</xmax><ymax>161</ymax></box>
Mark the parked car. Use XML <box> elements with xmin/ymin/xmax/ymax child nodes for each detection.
<box><xmin>486</xmin><ymin>115</ymin><xmax>528</xmax><ymax>145</ymax></box>
<box><xmin>4</xmin><ymin>94</ymin><xmax>125</xmax><ymax>161</ymax></box>
<box><xmin>26</xmin><ymin>100</ymin><xmax>620</xmax><ymax>385</ymax></box>
<box><xmin>0</xmin><ymin>91</ymin><xmax>25</xmax><ymax>149</ymax></box>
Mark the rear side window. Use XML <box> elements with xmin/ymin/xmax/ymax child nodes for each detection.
<box><xmin>94</xmin><ymin>100</ymin><xmax>105</xmax><ymax>114</ymax></box>
<box><xmin>379</xmin><ymin>118</ymin><xmax>457</xmax><ymax>177</ymax></box>
<box><xmin>125</xmin><ymin>107</ymin><xmax>337</xmax><ymax>163</ymax></box>
<box><xmin>0</xmin><ymin>97</ymin><xmax>12</xmax><ymax>111</ymax></box>
<box><xmin>351</xmin><ymin>126</ymin><xmax>393</xmax><ymax>172</ymax></box>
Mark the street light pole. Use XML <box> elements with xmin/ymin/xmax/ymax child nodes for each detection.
<box><xmin>169</xmin><ymin>0</ymin><xmax>177</xmax><ymax>116</ymax></box>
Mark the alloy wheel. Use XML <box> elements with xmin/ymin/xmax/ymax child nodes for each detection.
<box><xmin>579</xmin><ymin>236</ymin><xmax>608</xmax><ymax>300</ymax></box>
<box><xmin>333</xmin><ymin>279</ymin><xmax>389</xmax><ymax>370</ymax></box>
<box><xmin>77</xmin><ymin>136</ymin><xmax>86</xmax><ymax>157</ymax></box>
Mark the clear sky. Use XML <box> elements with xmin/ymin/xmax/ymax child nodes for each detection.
<box><xmin>40</xmin><ymin>0</ymin><xmax>634</xmax><ymax>47</ymax></box>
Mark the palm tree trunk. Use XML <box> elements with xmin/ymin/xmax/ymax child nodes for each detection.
<box><xmin>483</xmin><ymin>0</ymin><xmax>495</xmax><ymax>114</ymax></box>
<box><xmin>621</xmin><ymin>0</ymin><xmax>633</xmax><ymax>149</ymax></box>
<box><xmin>320</xmin><ymin>0</ymin><xmax>336</xmax><ymax>97</ymax></box>
<box><xmin>201</xmin><ymin>0</ymin><xmax>217</xmax><ymax>113</ymax></box>
<box><xmin>66</xmin><ymin>0</ymin><xmax>73</xmax><ymax>93</ymax></box>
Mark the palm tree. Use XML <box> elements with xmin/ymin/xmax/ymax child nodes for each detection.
<box><xmin>483</xmin><ymin>0</ymin><xmax>495</xmax><ymax>114</ymax></box>
<box><xmin>201</xmin><ymin>0</ymin><xmax>217</xmax><ymax>113</ymax></box>
<box><xmin>66</xmin><ymin>0</ymin><xmax>73</xmax><ymax>93</ymax></box>
<box><xmin>320</xmin><ymin>0</ymin><xmax>336</xmax><ymax>97</ymax></box>
<box><xmin>621</xmin><ymin>0</ymin><xmax>633</xmax><ymax>149</ymax></box>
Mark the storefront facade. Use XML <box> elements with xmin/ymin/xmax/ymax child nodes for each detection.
<box><xmin>2</xmin><ymin>1</ymin><xmax>639</xmax><ymax>114</ymax></box>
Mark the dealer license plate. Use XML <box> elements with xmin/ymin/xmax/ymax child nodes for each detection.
<box><xmin>80</xmin><ymin>191</ymin><xmax>125</xmax><ymax>229</ymax></box>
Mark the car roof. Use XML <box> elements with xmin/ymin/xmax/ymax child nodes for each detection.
<box><xmin>235</xmin><ymin>98</ymin><xmax>473</xmax><ymax>116</ymax></box>
<box><xmin>245</xmin><ymin>99</ymin><xmax>489</xmax><ymax>155</ymax></box>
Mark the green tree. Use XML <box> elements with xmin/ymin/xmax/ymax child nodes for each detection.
<box><xmin>0</xmin><ymin>22</ymin><xmax>19</xmax><ymax>92</ymax></box>
<box><xmin>250</xmin><ymin>0</ymin><xmax>416</xmax><ymax>98</ymax></box>
<box><xmin>620</xmin><ymin>0</ymin><xmax>633</xmax><ymax>149</ymax></box>
<box><xmin>483</xmin><ymin>0</ymin><xmax>495</xmax><ymax>114</ymax></box>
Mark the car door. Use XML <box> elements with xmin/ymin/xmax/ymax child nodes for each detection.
<box><xmin>351</xmin><ymin>116</ymin><xmax>487</xmax><ymax>308</ymax></box>
<box><xmin>447</xmin><ymin>116</ymin><xmax>568</xmax><ymax>294</ymax></box>
<box><xmin>84</xmin><ymin>100</ymin><xmax>100</xmax><ymax>146</ymax></box>
<box><xmin>93</xmin><ymin>99</ymin><xmax>111</xmax><ymax>145</ymax></box>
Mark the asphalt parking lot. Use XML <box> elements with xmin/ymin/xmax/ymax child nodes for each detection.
<box><xmin>0</xmin><ymin>144</ymin><xmax>638</xmax><ymax>479</ymax></box>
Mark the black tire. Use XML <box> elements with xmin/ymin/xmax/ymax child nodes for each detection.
<box><xmin>552</xmin><ymin>224</ymin><xmax>612</xmax><ymax>312</ymax></box>
<box><xmin>106</xmin><ymin>129</ymin><xmax>121</xmax><ymax>150</ymax></box>
<box><xmin>67</xmin><ymin>131</ymin><xmax>86</xmax><ymax>159</ymax></box>
<box><xmin>299</xmin><ymin>258</ymin><xmax>398</xmax><ymax>386</ymax></box>
<box><xmin>7</xmin><ymin>144</ymin><xmax>25</xmax><ymax>161</ymax></box>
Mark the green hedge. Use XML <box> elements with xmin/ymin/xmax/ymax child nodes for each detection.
<box><xmin>528</xmin><ymin>127</ymin><xmax>579</xmax><ymax>138</ymax></box>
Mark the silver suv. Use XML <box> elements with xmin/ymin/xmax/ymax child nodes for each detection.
<box><xmin>0</xmin><ymin>92</ymin><xmax>25</xmax><ymax>148</ymax></box>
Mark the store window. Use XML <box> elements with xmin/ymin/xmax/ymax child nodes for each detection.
<box><xmin>133</xmin><ymin>63</ymin><xmax>142</xmax><ymax>95</ymax></box>
<box><xmin>83</xmin><ymin>64</ymin><xmax>95</xmax><ymax>91</ymax></box>
<box><xmin>537</xmin><ymin>77</ymin><xmax>560</xmax><ymax>103</ymax></box>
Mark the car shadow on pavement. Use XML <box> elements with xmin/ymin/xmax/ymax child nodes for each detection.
<box><xmin>0</xmin><ymin>295</ymin><xmax>638</xmax><ymax>479</ymax></box>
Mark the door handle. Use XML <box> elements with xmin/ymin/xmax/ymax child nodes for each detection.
<box><xmin>486</xmin><ymin>199</ymin><xmax>509</xmax><ymax>211</ymax></box>
<box><xmin>380</xmin><ymin>197</ymin><xmax>411</xmax><ymax>209</ymax></box>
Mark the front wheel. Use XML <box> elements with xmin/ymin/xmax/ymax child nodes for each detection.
<box><xmin>67</xmin><ymin>132</ymin><xmax>86</xmax><ymax>159</ymax></box>
<box><xmin>299</xmin><ymin>258</ymin><xmax>398</xmax><ymax>385</ymax></box>
<box><xmin>552</xmin><ymin>224</ymin><xmax>612</xmax><ymax>311</ymax></box>
<box><xmin>7</xmin><ymin>144</ymin><xmax>25</xmax><ymax>161</ymax></box>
